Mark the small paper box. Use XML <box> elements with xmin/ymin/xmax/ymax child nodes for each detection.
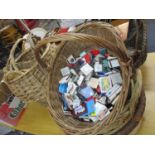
<box><xmin>59</xmin><ymin>83</ymin><xmax>68</xmax><ymax>94</ymax></box>
<box><xmin>72</xmin><ymin>75</ymin><xmax>79</xmax><ymax>83</ymax></box>
<box><xmin>90</xmin><ymin>49</ymin><xmax>100</xmax><ymax>56</ymax></box>
<box><xmin>60</xmin><ymin>67</ymin><xmax>70</xmax><ymax>77</ymax></box>
<box><xmin>75</xmin><ymin>58</ymin><xmax>86</xmax><ymax>70</ymax></box>
<box><xmin>67</xmin><ymin>55</ymin><xmax>76</xmax><ymax>64</ymax></box>
<box><xmin>77</xmin><ymin>92</ymin><xmax>86</xmax><ymax>102</ymax></box>
<box><xmin>102</xmin><ymin>59</ymin><xmax>111</xmax><ymax>73</ymax></box>
<box><xmin>69</xmin><ymin>70</ymin><xmax>78</xmax><ymax>82</ymax></box>
<box><xmin>72</xmin><ymin>96</ymin><xmax>81</xmax><ymax>109</ymax></box>
<box><xmin>106</xmin><ymin>84</ymin><xmax>121</xmax><ymax>98</ymax></box>
<box><xmin>77</xmin><ymin>57</ymin><xmax>86</xmax><ymax>65</ymax></box>
<box><xmin>70</xmin><ymin>69</ymin><xmax>77</xmax><ymax>75</ymax></box>
<box><xmin>73</xmin><ymin>103</ymin><xmax>87</xmax><ymax>116</ymax></box>
<box><xmin>103</xmin><ymin>67</ymin><xmax>111</xmax><ymax>73</ymax></box>
<box><xmin>89</xmin><ymin>116</ymin><xmax>99</xmax><ymax>122</ymax></box>
<box><xmin>82</xmin><ymin>99</ymin><xmax>96</xmax><ymax>116</ymax></box>
<box><xmin>94</xmin><ymin>62</ymin><xmax>103</xmax><ymax>72</ymax></box>
<box><xmin>97</xmin><ymin>96</ymin><xmax>107</xmax><ymax>105</ymax></box>
<box><xmin>109</xmin><ymin>58</ymin><xmax>120</xmax><ymax>68</ymax></box>
<box><xmin>109</xmin><ymin>72</ymin><xmax>122</xmax><ymax>85</ymax></box>
<box><xmin>102</xmin><ymin>59</ymin><xmax>109</xmax><ymax>66</ymax></box>
<box><xmin>60</xmin><ymin>94</ymin><xmax>69</xmax><ymax>111</ymax></box>
<box><xmin>64</xmin><ymin>93</ymin><xmax>74</xmax><ymax>110</ymax></box>
<box><xmin>88</xmin><ymin>78</ymin><xmax>99</xmax><ymax>89</ymax></box>
<box><xmin>79</xmin><ymin>86</ymin><xmax>94</xmax><ymax>99</ymax></box>
<box><xmin>95</xmin><ymin>102</ymin><xmax>110</xmax><ymax>121</ymax></box>
<box><xmin>67</xmin><ymin>82</ymin><xmax>77</xmax><ymax>95</ymax></box>
<box><xmin>93</xmin><ymin>54</ymin><xmax>104</xmax><ymax>62</ymax></box>
<box><xmin>77</xmin><ymin>75</ymin><xmax>85</xmax><ymax>86</ymax></box>
<box><xmin>68</xmin><ymin>26</ymin><xmax>76</xmax><ymax>32</ymax></box>
<box><xmin>80</xmin><ymin>63</ymin><xmax>93</xmax><ymax>76</ymax></box>
<box><xmin>58</xmin><ymin>27</ymin><xmax>68</xmax><ymax>34</ymax></box>
<box><xmin>100</xmin><ymin>48</ymin><xmax>107</xmax><ymax>56</ymax></box>
<box><xmin>85</xmin><ymin>72</ymin><xmax>93</xmax><ymax>82</ymax></box>
<box><xmin>106</xmin><ymin>84</ymin><xmax>122</xmax><ymax>102</ymax></box>
<box><xmin>99</xmin><ymin>76</ymin><xmax>112</xmax><ymax>93</ymax></box>
<box><xmin>59</xmin><ymin>76</ymin><xmax>70</xmax><ymax>84</ymax></box>
<box><xmin>83</xmin><ymin>53</ymin><xmax>92</xmax><ymax>64</ymax></box>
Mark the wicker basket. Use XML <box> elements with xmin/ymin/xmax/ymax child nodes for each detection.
<box><xmin>2</xmin><ymin>36</ymin><xmax>60</xmax><ymax>105</ymax></box>
<box><xmin>34</xmin><ymin>22</ymin><xmax>144</xmax><ymax>134</ymax></box>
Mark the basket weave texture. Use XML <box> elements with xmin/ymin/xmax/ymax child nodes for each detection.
<box><xmin>125</xmin><ymin>19</ymin><xmax>147</xmax><ymax>68</ymax></box>
<box><xmin>3</xmin><ymin>36</ymin><xmax>59</xmax><ymax>105</ymax></box>
<box><xmin>84</xmin><ymin>20</ymin><xmax>147</xmax><ymax>68</ymax></box>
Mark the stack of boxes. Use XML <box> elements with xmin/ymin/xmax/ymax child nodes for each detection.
<box><xmin>58</xmin><ymin>48</ymin><xmax>122</xmax><ymax>122</ymax></box>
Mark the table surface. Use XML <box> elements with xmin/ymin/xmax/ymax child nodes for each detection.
<box><xmin>3</xmin><ymin>53</ymin><xmax>155</xmax><ymax>135</ymax></box>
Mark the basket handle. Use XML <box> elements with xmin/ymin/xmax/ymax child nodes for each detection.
<box><xmin>7</xmin><ymin>34</ymin><xmax>39</xmax><ymax>71</ymax></box>
<box><xmin>34</xmin><ymin>32</ymin><xmax>132</xmax><ymax>71</ymax></box>
<box><xmin>135</xmin><ymin>19</ymin><xmax>147</xmax><ymax>53</ymax></box>
<box><xmin>7</xmin><ymin>38</ymin><xmax>25</xmax><ymax>71</ymax></box>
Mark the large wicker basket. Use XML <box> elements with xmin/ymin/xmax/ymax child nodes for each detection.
<box><xmin>2</xmin><ymin>36</ymin><xmax>60</xmax><ymax>105</ymax></box>
<box><xmin>34</xmin><ymin>22</ymin><xmax>144</xmax><ymax>134</ymax></box>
